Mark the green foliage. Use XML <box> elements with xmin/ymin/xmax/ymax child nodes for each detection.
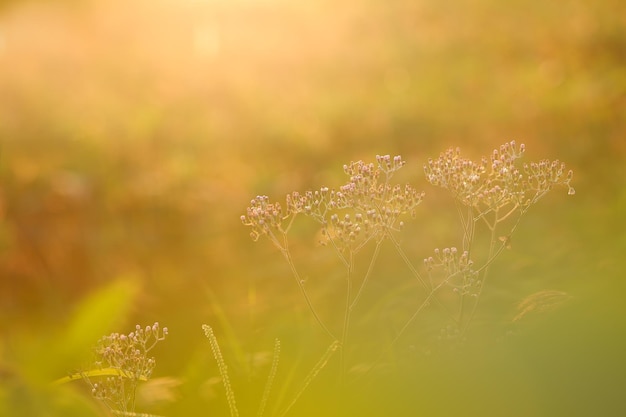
<box><xmin>61</xmin><ymin>278</ymin><xmax>141</xmax><ymax>369</ymax></box>
<box><xmin>0</xmin><ymin>279</ymin><xmax>140</xmax><ymax>417</ymax></box>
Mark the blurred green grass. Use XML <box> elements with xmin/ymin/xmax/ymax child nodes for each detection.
<box><xmin>0</xmin><ymin>0</ymin><xmax>625</xmax><ymax>415</ymax></box>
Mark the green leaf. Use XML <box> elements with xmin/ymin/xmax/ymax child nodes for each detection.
<box><xmin>31</xmin><ymin>276</ymin><xmax>142</xmax><ymax>380</ymax></box>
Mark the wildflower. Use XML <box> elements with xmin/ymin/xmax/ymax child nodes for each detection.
<box><xmin>425</xmin><ymin>141</ymin><xmax>574</xmax><ymax>215</ymax></box>
<box><xmin>242</xmin><ymin>155</ymin><xmax>424</xmax><ymax>251</ymax></box>
<box><xmin>240</xmin><ymin>195</ymin><xmax>285</xmax><ymax>241</ymax></box>
<box><xmin>82</xmin><ymin>322</ymin><xmax>168</xmax><ymax>413</ymax></box>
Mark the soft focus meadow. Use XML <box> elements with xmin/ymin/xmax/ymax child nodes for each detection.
<box><xmin>0</xmin><ymin>0</ymin><xmax>625</xmax><ymax>416</ymax></box>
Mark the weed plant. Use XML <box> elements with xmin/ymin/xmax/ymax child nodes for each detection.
<box><xmin>64</xmin><ymin>141</ymin><xmax>574</xmax><ymax>416</ymax></box>
<box><xmin>240</xmin><ymin>140</ymin><xmax>575</xmax><ymax>382</ymax></box>
<box><xmin>56</xmin><ymin>322</ymin><xmax>168</xmax><ymax>417</ymax></box>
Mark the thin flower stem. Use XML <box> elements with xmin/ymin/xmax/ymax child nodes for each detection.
<box><xmin>350</xmin><ymin>240</ymin><xmax>383</xmax><ymax>311</ymax></box>
<box><xmin>459</xmin><ymin>206</ymin><xmax>525</xmax><ymax>337</ymax></box>
<box><xmin>459</xmin><ymin>211</ymin><xmax>498</xmax><ymax>336</ymax></box>
<box><xmin>498</xmin><ymin>202</ymin><xmax>520</xmax><ymax>223</ymax></box>
<box><xmin>472</xmin><ymin>211</ymin><xmax>524</xmax><ymax>276</ymax></box>
<box><xmin>386</xmin><ymin>233</ymin><xmax>430</xmax><ymax>291</ymax></box>
<box><xmin>353</xmin><ymin>233</ymin><xmax>377</xmax><ymax>254</ymax></box>
<box><xmin>456</xmin><ymin>201</ymin><xmax>474</xmax><ymax>253</ymax></box>
<box><xmin>280</xmin><ymin>236</ymin><xmax>336</xmax><ymax>341</ymax></box>
<box><xmin>387</xmin><ymin>233</ymin><xmax>456</xmax><ymax>321</ymax></box>
<box><xmin>457</xmin><ymin>205</ymin><xmax>477</xmax><ymax>322</ymax></box>
<box><xmin>340</xmin><ymin>250</ymin><xmax>354</xmax><ymax>381</ymax></box>
<box><xmin>391</xmin><ymin>275</ymin><xmax>454</xmax><ymax>346</ymax></box>
<box><xmin>278</xmin><ymin>341</ymin><xmax>340</xmax><ymax>417</ymax></box>
<box><xmin>474</xmin><ymin>242</ymin><xmax>506</xmax><ymax>274</ymax></box>
<box><xmin>282</xmin><ymin>213</ymin><xmax>297</xmax><ymax>234</ymax></box>
<box><xmin>327</xmin><ymin>231</ymin><xmax>350</xmax><ymax>269</ymax></box>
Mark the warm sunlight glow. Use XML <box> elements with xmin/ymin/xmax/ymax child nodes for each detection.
<box><xmin>1</xmin><ymin>0</ymin><xmax>624</xmax><ymax>416</ymax></box>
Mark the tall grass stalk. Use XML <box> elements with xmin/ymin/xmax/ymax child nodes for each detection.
<box><xmin>202</xmin><ymin>325</ymin><xmax>239</xmax><ymax>417</ymax></box>
<box><xmin>277</xmin><ymin>340</ymin><xmax>340</xmax><ymax>417</ymax></box>
<box><xmin>257</xmin><ymin>339</ymin><xmax>281</xmax><ymax>417</ymax></box>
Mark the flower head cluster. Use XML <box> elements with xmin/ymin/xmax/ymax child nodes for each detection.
<box><xmin>242</xmin><ymin>155</ymin><xmax>424</xmax><ymax>251</ymax></box>
<box><xmin>240</xmin><ymin>195</ymin><xmax>285</xmax><ymax>241</ymax></box>
<box><xmin>424</xmin><ymin>146</ymin><xmax>488</xmax><ymax>205</ymax></box>
<box><xmin>424</xmin><ymin>141</ymin><xmax>575</xmax><ymax>214</ymax></box>
<box><xmin>91</xmin><ymin>376</ymin><xmax>125</xmax><ymax>405</ymax></box>
<box><xmin>324</xmin><ymin>212</ymin><xmax>373</xmax><ymax>248</ymax></box>
<box><xmin>94</xmin><ymin>322</ymin><xmax>167</xmax><ymax>380</ymax></box>
<box><xmin>87</xmin><ymin>322</ymin><xmax>168</xmax><ymax>411</ymax></box>
<box><xmin>523</xmin><ymin>159</ymin><xmax>576</xmax><ymax>198</ymax></box>
<box><xmin>424</xmin><ymin>247</ymin><xmax>480</xmax><ymax>296</ymax></box>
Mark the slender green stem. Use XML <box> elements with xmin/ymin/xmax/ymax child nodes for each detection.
<box><xmin>278</xmin><ymin>341</ymin><xmax>340</xmax><ymax>417</ymax></box>
<box><xmin>350</xmin><ymin>240</ymin><xmax>383</xmax><ymax>311</ymax></box>
<box><xmin>456</xmin><ymin>205</ymin><xmax>477</xmax><ymax>324</ymax></box>
<box><xmin>459</xmin><ymin>210</ymin><xmax>498</xmax><ymax>336</ymax></box>
<box><xmin>280</xmin><ymin>236</ymin><xmax>336</xmax><ymax>340</ymax></box>
<box><xmin>391</xmin><ymin>274</ymin><xmax>455</xmax><ymax>346</ymax></box>
<box><xmin>128</xmin><ymin>379</ymin><xmax>137</xmax><ymax>412</ymax></box>
<box><xmin>386</xmin><ymin>232</ymin><xmax>430</xmax><ymax>291</ymax></box>
<box><xmin>340</xmin><ymin>250</ymin><xmax>354</xmax><ymax>381</ymax></box>
<box><xmin>459</xmin><ymin>204</ymin><xmax>525</xmax><ymax>337</ymax></box>
<box><xmin>456</xmin><ymin>201</ymin><xmax>474</xmax><ymax>253</ymax></box>
<box><xmin>282</xmin><ymin>213</ymin><xmax>298</xmax><ymax>234</ymax></box>
<box><xmin>498</xmin><ymin>202</ymin><xmax>520</xmax><ymax>223</ymax></box>
<box><xmin>387</xmin><ymin>232</ymin><xmax>456</xmax><ymax>321</ymax></box>
<box><xmin>326</xmin><ymin>230</ymin><xmax>350</xmax><ymax>269</ymax></box>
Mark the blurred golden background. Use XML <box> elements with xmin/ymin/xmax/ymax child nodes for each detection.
<box><xmin>0</xmin><ymin>0</ymin><xmax>624</xmax><ymax>416</ymax></box>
